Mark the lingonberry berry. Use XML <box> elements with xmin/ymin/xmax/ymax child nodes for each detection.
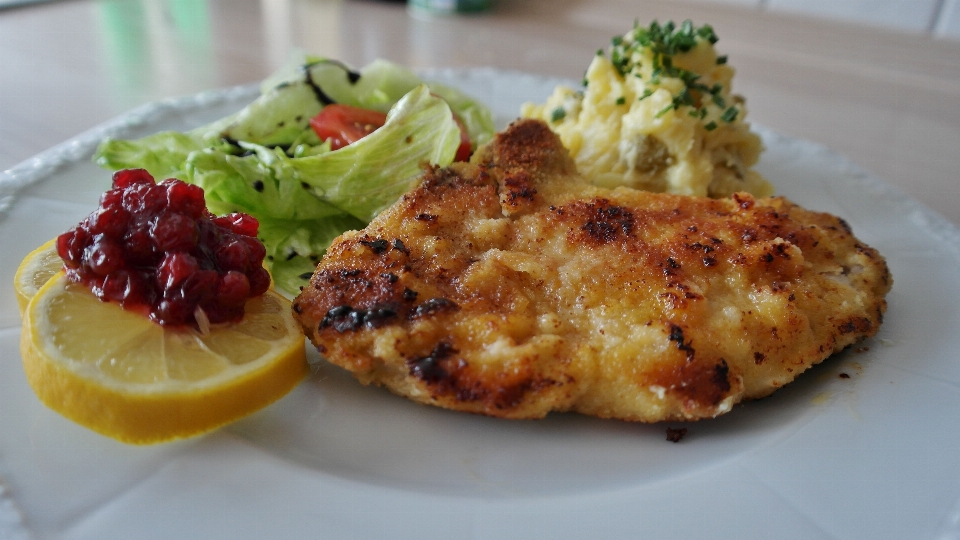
<box><xmin>214</xmin><ymin>213</ymin><xmax>259</xmax><ymax>237</ymax></box>
<box><xmin>218</xmin><ymin>271</ymin><xmax>251</xmax><ymax>307</ymax></box>
<box><xmin>163</xmin><ymin>179</ymin><xmax>206</xmax><ymax>219</ymax></box>
<box><xmin>157</xmin><ymin>252</ymin><xmax>199</xmax><ymax>290</ymax></box>
<box><xmin>150</xmin><ymin>211</ymin><xmax>198</xmax><ymax>253</ymax></box>
<box><xmin>57</xmin><ymin>228</ymin><xmax>88</xmax><ymax>269</ymax></box>
<box><xmin>84</xmin><ymin>237</ymin><xmax>123</xmax><ymax>277</ymax></box>
<box><xmin>215</xmin><ymin>238</ymin><xmax>251</xmax><ymax>273</ymax></box>
<box><xmin>111</xmin><ymin>168</ymin><xmax>154</xmax><ymax>190</ymax></box>
<box><xmin>248</xmin><ymin>267</ymin><xmax>271</xmax><ymax>297</ymax></box>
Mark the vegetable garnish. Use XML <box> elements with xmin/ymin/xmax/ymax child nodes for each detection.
<box><xmin>95</xmin><ymin>57</ymin><xmax>495</xmax><ymax>295</ymax></box>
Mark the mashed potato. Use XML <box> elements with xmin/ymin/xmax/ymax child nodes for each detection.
<box><xmin>522</xmin><ymin>20</ymin><xmax>772</xmax><ymax>197</ymax></box>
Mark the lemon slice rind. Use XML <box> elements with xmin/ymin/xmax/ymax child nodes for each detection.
<box><xmin>13</xmin><ymin>238</ymin><xmax>61</xmax><ymax>315</ymax></box>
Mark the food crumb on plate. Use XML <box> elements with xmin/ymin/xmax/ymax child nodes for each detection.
<box><xmin>666</xmin><ymin>427</ymin><xmax>688</xmax><ymax>443</ymax></box>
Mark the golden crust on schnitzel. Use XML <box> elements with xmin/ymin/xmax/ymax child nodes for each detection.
<box><xmin>293</xmin><ymin>119</ymin><xmax>891</xmax><ymax>422</ymax></box>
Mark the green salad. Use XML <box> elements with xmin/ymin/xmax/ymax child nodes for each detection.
<box><xmin>95</xmin><ymin>57</ymin><xmax>495</xmax><ymax>295</ymax></box>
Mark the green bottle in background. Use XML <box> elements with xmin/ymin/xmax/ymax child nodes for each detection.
<box><xmin>408</xmin><ymin>0</ymin><xmax>492</xmax><ymax>15</ymax></box>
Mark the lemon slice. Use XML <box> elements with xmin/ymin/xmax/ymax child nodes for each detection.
<box><xmin>21</xmin><ymin>273</ymin><xmax>307</xmax><ymax>444</ymax></box>
<box><xmin>13</xmin><ymin>239</ymin><xmax>62</xmax><ymax>315</ymax></box>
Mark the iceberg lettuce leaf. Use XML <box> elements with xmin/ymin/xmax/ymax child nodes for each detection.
<box><xmin>94</xmin><ymin>131</ymin><xmax>205</xmax><ymax>180</ymax></box>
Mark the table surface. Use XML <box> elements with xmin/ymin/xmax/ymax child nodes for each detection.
<box><xmin>2</xmin><ymin>0</ymin><xmax>959</xmax><ymax>227</ymax></box>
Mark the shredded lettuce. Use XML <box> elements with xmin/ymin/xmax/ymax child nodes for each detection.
<box><xmin>94</xmin><ymin>58</ymin><xmax>494</xmax><ymax>295</ymax></box>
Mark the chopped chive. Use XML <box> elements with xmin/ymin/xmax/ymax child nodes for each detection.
<box><xmin>655</xmin><ymin>104</ymin><xmax>674</xmax><ymax>118</ymax></box>
<box><xmin>697</xmin><ymin>24</ymin><xmax>718</xmax><ymax>44</ymax></box>
<box><xmin>551</xmin><ymin>107</ymin><xmax>567</xmax><ymax>122</ymax></box>
<box><xmin>690</xmin><ymin>82</ymin><xmax>711</xmax><ymax>94</ymax></box>
<box><xmin>721</xmin><ymin>106</ymin><xmax>738</xmax><ymax>122</ymax></box>
<box><xmin>604</xmin><ymin>19</ymin><xmax>732</xmax><ymax>125</ymax></box>
<box><xmin>704</xmin><ymin>121</ymin><xmax>718</xmax><ymax>131</ymax></box>
<box><xmin>616</xmin><ymin>96</ymin><xmax>626</xmax><ymax>105</ymax></box>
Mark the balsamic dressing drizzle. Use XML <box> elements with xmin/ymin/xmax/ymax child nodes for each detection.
<box><xmin>302</xmin><ymin>60</ymin><xmax>363</xmax><ymax>106</ymax></box>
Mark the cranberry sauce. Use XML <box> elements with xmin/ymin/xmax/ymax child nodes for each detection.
<box><xmin>57</xmin><ymin>169</ymin><xmax>271</xmax><ymax>326</ymax></box>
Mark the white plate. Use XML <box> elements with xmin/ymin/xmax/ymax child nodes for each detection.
<box><xmin>2</xmin><ymin>69</ymin><xmax>960</xmax><ymax>540</ymax></box>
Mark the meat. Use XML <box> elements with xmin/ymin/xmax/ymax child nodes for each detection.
<box><xmin>293</xmin><ymin>119</ymin><xmax>892</xmax><ymax>422</ymax></box>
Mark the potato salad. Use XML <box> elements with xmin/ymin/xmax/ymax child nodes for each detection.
<box><xmin>522</xmin><ymin>21</ymin><xmax>772</xmax><ymax>198</ymax></box>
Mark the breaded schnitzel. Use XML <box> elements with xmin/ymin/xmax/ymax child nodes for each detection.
<box><xmin>293</xmin><ymin>119</ymin><xmax>891</xmax><ymax>422</ymax></box>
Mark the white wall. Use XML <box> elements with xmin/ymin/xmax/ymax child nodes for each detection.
<box><xmin>936</xmin><ymin>0</ymin><xmax>960</xmax><ymax>39</ymax></box>
<box><xmin>683</xmin><ymin>0</ymin><xmax>960</xmax><ymax>39</ymax></box>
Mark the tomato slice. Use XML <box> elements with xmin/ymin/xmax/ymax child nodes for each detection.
<box><xmin>310</xmin><ymin>103</ymin><xmax>472</xmax><ymax>161</ymax></box>
<box><xmin>310</xmin><ymin>104</ymin><xmax>387</xmax><ymax>150</ymax></box>
<box><xmin>453</xmin><ymin>115</ymin><xmax>472</xmax><ymax>162</ymax></box>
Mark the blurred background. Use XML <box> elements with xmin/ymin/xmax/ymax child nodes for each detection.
<box><xmin>1</xmin><ymin>0</ymin><xmax>959</xmax><ymax>223</ymax></box>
